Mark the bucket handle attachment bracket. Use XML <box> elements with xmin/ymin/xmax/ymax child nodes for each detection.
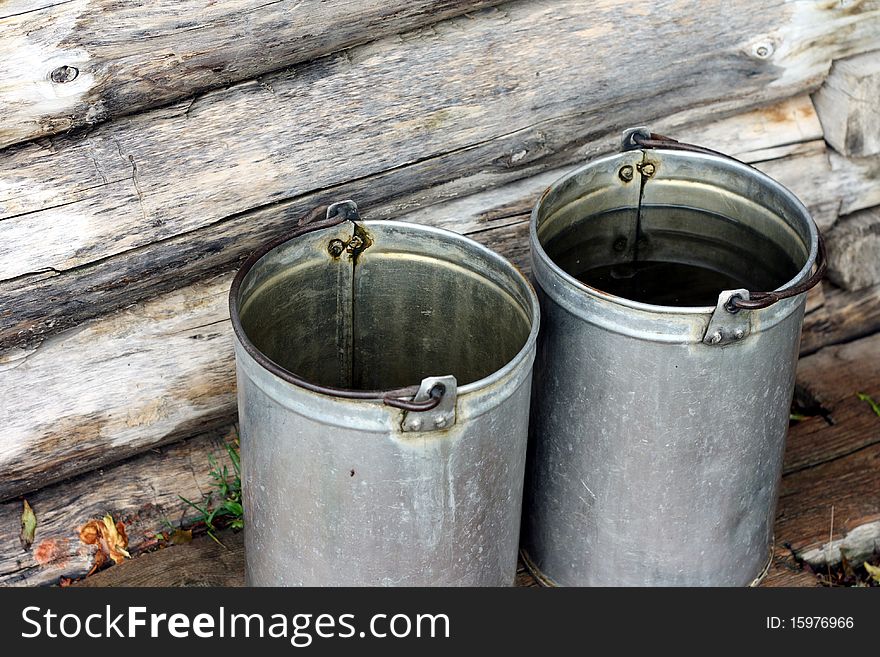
<box><xmin>703</xmin><ymin>289</ymin><xmax>751</xmax><ymax>346</ymax></box>
<box><xmin>325</xmin><ymin>200</ymin><xmax>372</xmax><ymax>259</ymax></box>
<box><xmin>389</xmin><ymin>375</ymin><xmax>458</xmax><ymax>432</ymax></box>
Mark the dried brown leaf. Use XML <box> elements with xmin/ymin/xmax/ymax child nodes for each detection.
<box><xmin>79</xmin><ymin>522</ymin><xmax>100</xmax><ymax>545</ymax></box>
<box><xmin>87</xmin><ymin>550</ymin><xmax>107</xmax><ymax>577</ymax></box>
<box><xmin>102</xmin><ymin>515</ymin><xmax>130</xmax><ymax>564</ymax></box>
<box><xmin>79</xmin><ymin>514</ymin><xmax>130</xmax><ymax>572</ymax></box>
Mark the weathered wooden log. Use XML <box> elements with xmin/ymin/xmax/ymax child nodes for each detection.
<box><xmin>0</xmin><ymin>426</ymin><xmax>237</xmax><ymax>587</ymax></box>
<box><xmin>0</xmin><ymin>274</ymin><xmax>237</xmax><ymax>501</ymax></box>
<box><xmin>829</xmin><ymin>150</ymin><xmax>880</xmax><ymax>217</ymax></box>
<box><xmin>774</xmin><ymin>341</ymin><xmax>880</xmax><ymax>558</ymax></box>
<box><xmin>0</xmin><ymin>95</ymin><xmax>841</xmax><ymax>352</ymax></box>
<box><xmin>2</xmin><ymin>2</ymin><xmax>879</xmax><ymax>284</ymax></box>
<box><xmin>813</xmin><ymin>50</ymin><xmax>880</xmax><ymax>157</ymax></box>
<box><xmin>800</xmin><ymin>280</ymin><xmax>880</xmax><ymax>355</ymax></box>
<box><xmin>0</xmin><ymin>0</ymin><xmax>505</xmax><ymax>150</ymax></box>
<box><xmin>826</xmin><ymin>207</ymin><xmax>880</xmax><ymax>291</ymax></box>
<box><xmin>396</xmin><ymin>95</ymin><xmax>827</xmax><ymax>223</ymax></box>
<box><xmin>73</xmin><ymin>530</ymin><xmax>246</xmax><ymax>588</ymax></box>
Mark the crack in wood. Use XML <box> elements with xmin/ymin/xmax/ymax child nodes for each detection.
<box><xmin>783</xmin><ymin>437</ymin><xmax>880</xmax><ymax>477</ymax></box>
<box><xmin>0</xmin><ymin>0</ymin><xmax>75</xmax><ymax>21</ymax></box>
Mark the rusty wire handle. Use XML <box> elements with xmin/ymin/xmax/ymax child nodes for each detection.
<box><xmin>382</xmin><ymin>383</ymin><xmax>445</xmax><ymax>412</ymax></box>
<box><xmin>629</xmin><ymin>131</ymin><xmax>827</xmax><ymax>312</ymax></box>
<box><xmin>727</xmin><ymin>234</ymin><xmax>827</xmax><ymax>311</ymax></box>
<box><xmin>629</xmin><ymin>131</ymin><xmax>745</xmax><ymax>164</ymax></box>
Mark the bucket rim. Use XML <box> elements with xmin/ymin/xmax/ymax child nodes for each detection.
<box><xmin>229</xmin><ymin>218</ymin><xmax>540</xmax><ymax>402</ymax></box>
<box><xmin>529</xmin><ymin>148</ymin><xmax>821</xmax><ymax>316</ymax></box>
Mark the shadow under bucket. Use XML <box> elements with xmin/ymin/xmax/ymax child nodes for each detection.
<box><xmin>522</xmin><ymin>134</ymin><xmax>824</xmax><ymax>586</ymax></box>
<box><xmin>230</xmin><ymin>201</ymin><xmax>539</xmax><ymax>586</ymax></box>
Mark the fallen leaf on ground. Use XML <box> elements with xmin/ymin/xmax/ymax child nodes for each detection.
<box><xmin>20</xmin><ymin>500</ymin><xmax>37</xmax><ymax>550</ymax></box>
<box><xmin>79</xmin><ymin>514</ymin><xmax>130</xmax><ymax>572</ymax></box>
<box><xmin>170</xmin><ymin>529</ymin><xmax>192</xmax><ymax>545</ymax></box>
<box><xmin>864</xmin><ymin>562</ymin><xmax>880</xmax><ymax>584</ymax></box>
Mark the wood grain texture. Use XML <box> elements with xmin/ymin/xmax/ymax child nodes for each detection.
<box><xmin>758</xmin><ymin>552</ymin><xmax>822</xmax><ymax>586</ymax></box>
<box><xmin>829</xmin><ymin>150</ymin><xmax>880</xmax><ymax>217</ymax></box>
<box><xmin>0</xmin><ymin>426</ymin><xmax>237</xmax><ymax>587</ymax></box>
<box><xmin>813</xmin><ymin>49</ymin><xmax>880</xmax><ymax>157</ymax></box>
<box><xmin>74</xmin><ymin>529</ymin><xmax>530</xmax><ymax>586</ymax></box>
<box><xmin>783</xmin><ymin>332</ymin><xmax>880</xmax><ymax>477</ymax></box>
<box><xmin>0</xmin><ymin>274</ymin><xmax>236</xmax><ymax>500</ymax></box>
<box><xmin>0</xmin><ymin>0</ymin><xmax>504</xmax><ymax>149</ymax></box>
<box><xmin>776</xmin><ymin>443</ymin><xmax>880</xmax><ymax>559</ymax></box>
<box><xmin>3</xmin><ymin>1</ymin><xmax>879</xmax><ymax>285</ymax></box>
<box><xmin>773</xmin><ymin>333</ymin><xmax>880</xmax><ymax>557</ymax></box>
<box><xmin>825</xmin><ymin>207</ymin><xmax>880</xmax><ymax>291</ymax></box>
<box><xmin>73</xmin><ymin>529</ymin><xmax>245</xmax><ymax>587</ymax></box>
<box><xmin>69</xmin><ymin>528</ymin><xmax>823</xmax><ymax>587</ymax></box>
<box><xmin>396</xmin><ymin>94</ymin><xmax>826</xmax><ymax>228</ymax></box>
<box><xmin>800</xmin><ymin>280</ymin><xmax>880</xmax><ymax>355</ymax></box>
<box><xmin>0</xmin><ymin>95</ymin><xmax>838</xmax><ymax>352</ymax></box>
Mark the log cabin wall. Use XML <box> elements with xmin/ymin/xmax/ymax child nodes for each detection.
<box><xmin>1</xmin><ymin>0</ymin><xmax>879</xmax><ymax>585</ymax></box>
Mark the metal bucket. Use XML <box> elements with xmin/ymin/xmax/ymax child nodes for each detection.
<box><xmin>229</xmin><ymin>201</ymin><xmax>539</xmax><ymax>586</ymax></box>
<box><xmin>522</xmin><ymin>130</ymin><xmax>825</xmax><ymax>586</ymax></box>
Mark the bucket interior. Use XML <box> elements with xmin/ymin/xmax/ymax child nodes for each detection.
<box><xmin>235</xmin><ymin>221</ymin><xmax>534</xmax><ymax>391</ymax></box>
<box><xmin>535</xmin><ymin>153</ymin><xmax>814</xmax><ymax>307</ymax></box>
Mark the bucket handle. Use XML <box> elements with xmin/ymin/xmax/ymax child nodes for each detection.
<box><xmin>726</xmin><ymin>236</ymin><xmax>826</xmax><ymax>311</ymax></box>
<box><xmin>622</xmin><ymin>128</ymin><xmax>827</xmax><ymax>312</ymax></box>
<box><xmin>382</xmin><ymin>383</ymin><xmax>445</xmax><ymax>412</ymax></box>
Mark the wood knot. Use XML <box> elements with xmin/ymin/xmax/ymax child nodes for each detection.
<box><xmin>50</xmin><ymin>66</ymin><xmax>79</xmax><ymax>84</ymax></box>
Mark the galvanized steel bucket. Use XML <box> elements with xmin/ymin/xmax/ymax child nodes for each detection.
<box><xmin>522</xmin><ymin>129</ymin><xmax>825</xmax><ymax>586</ymax></box>
<box><xmin>230</xmin><ymin>201</ymin><xmax>539</xmax><ymax>586</ymax></box>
